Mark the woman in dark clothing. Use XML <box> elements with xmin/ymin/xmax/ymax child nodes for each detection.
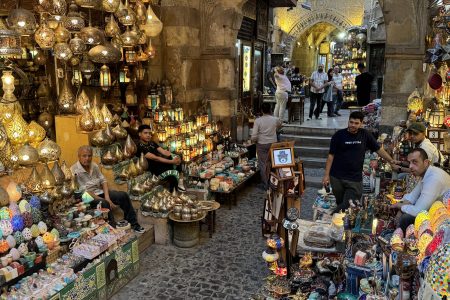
<box><xmin>320</xmin><ymin>68</ymin><xmax>336</xmax><ymax>117</ymax></box>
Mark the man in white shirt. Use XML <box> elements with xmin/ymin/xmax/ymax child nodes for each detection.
<box><xmin>252</xmin><ymin>103</ymin><xmax>282</xmax><ymax>190</ymax></box>
<box><xmin>274</xmin><ymin>66</ymin><xmax>292</xmax><ymax>120</ymax></box>
<box><xmin>332</xmin><ymin>66</ymin><xmax>344</xmax><ymax>116</ymax></box>
<box><xmin>309</xmin><ymin>64</ymin><xmax>330</xmax><ymax>120</ymax></box>
<box><xmin>391</xmin><ymin>148</ymin><xmax>450</xmax><ymax>231</ymax></box>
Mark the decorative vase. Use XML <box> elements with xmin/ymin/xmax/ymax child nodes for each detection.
<box><xmin>25</xmin><ymin>167</ymin><xmax>43</xmax><ymax>193</ymax></box>
<box><xmin>51</xmin><ymin>162</ymin><xmax>65</xmax><ymax>186</ymax></box>
<box><xmin>40</xmin><ymin>163</ymin><xmax>56</xmax><ymax>189</ymax></box>
<box><xmin>58</xmin><ymin>76</ymin><xmax>75</xmax><ymax>114</ymax></box>
<box><xmin>78</xmin><ymin>108</ymin><xmax>95</xmax><ymax>132</ymax></box>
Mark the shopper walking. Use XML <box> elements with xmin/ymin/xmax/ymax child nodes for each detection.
<box><xmin>355</xmin><ymin>63</ymin><xmax>374</xmax><ymax>107</ymax></box>
<box><xmin>273</xmin><ymin>66</ymin><xmax>291</xmax><ymax>121</ymax></box>
<box><xmin>251</xmin><ymin>103</ymin><xmax>282</xmax><ymax>190</ymax></box>
<box><xmin>319</xmin><ymin>68</ymin><xmax>336</xmax><ymax>117</ymax></box>
<box><xmin>322</xmin><ymin>111</ymin><xmax>396</xmax><ymax>213</ymax></box>
<box><xmin>308</xmin><ymin>64</ymin><xmax>329</xmax><ymax>120</ymax></box>
<box><xmin>332</xmin><ymin>66</ymin><xmax>344</xmax><ymax>116</ymax></box>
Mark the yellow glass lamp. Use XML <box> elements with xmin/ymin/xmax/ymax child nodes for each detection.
<box><xmin>6</xmin><ymin>181</ymin><xmax>21</xmax><ymax>202</ymax></box>
<box><xmin>415</xmin><ymin>211</ymin><xmax>430</xmax><ymax>232</ymax></box>
<box><xmin>157</xmin><ymin>130</ymin><xmax>167</xmax><ymax>142</ymax></box>
<box><xmin>182</xmin><ymin>148</ymin><xmax>190</xmax><ymax>162</ymax></box>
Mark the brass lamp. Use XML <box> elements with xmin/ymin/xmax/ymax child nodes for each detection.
<box><xmin>34</xmin><ymin>21</ymin><xmax>56</xmax><ymax>50</ymax></box>
<box><xmin>99</xmin><ymin>65</ymin><xmax>111</xmax><ymax>91</ymax></box>
<box><xmin>140</xmin><ymin>3</ymin><xmax>163</xmax><ymax>37</ymax></box>
<box><xmin>7</xmin><ymin>9</ymin><xmax>36</xmax><ymax>36</ymax></box>
<box><xmin>64</xmin><ymin>1</ymin><xmax>85</xmax><ymax>32</ymax></box>
<box><xmin>1</xmin><ymin>71</ymin><xmax>17</xmax><ymax>102</ymax></box>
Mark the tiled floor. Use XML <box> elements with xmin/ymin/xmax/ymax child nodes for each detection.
<box><xmin>112</xmin><ymin>185</ymin><xmax>318</xmax><ymax>300</ymax></box>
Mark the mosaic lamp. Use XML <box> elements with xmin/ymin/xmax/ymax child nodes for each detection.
<box><xmin>11</xmin><ymin>215</ymin><xmax>24</xmax><ymax>232</ymax></box>
<box><xmin>7</xmin><ymin>8</ymin><xmax>36</xmax><ymax>36</ymax></box>
<box><xmin>6</xmin><ymin>181</ymin><xmax>21</xmax><ymax>202</ymax></box>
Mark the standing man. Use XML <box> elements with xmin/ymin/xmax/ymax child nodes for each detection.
<box><xmin>332</xmin><ymin>66</ymin><xmax>344</xmax><ymax>116</ymax></box>
<box><xmin>273</xmin><ymin>66</ymin><xmax>292</xmax><ymax>121</ymax></box>
<box><xmin>136</xmin><ymin>125</ymin><xmax>185</xmax><ymax>192</ymax></box>
<box><xmin>308</xmin><ymin>64</ymin><xmax>330</xmax><ymax>120</ymax></box>
<box><xmin>71</xmin><ymin>146</ymin><xmax>144</xmax><ymax>233</ymax></box>
<box><xmin>322</xmin><ymin>111</ymin><xmax>396</xmax><ymax>213</ymax></box>
<box><xmin>251</xmin><ymin>102</ymin><xmax>282</xmax><ymax>190</ymax></box>
<box><xmin>391</xmin><ymin>148</ymin><xmax>450</xmax><ymax>231</ymax></box>
<box><xmin>355</xmin><ymin>63</ymin><xmax>374</xmax><ymax>107</ymax></box>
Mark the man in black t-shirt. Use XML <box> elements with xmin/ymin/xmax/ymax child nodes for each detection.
<box><xmin>136</xmin><ymin>125</ymin><xmax>185</xmax><ymax>192</ymax></box>
<box><xmin>322</xmin><ymin>111</ymin><xmax>395</xmax><ymax>213</ymax></box>
<box><xmin>355</xmin><ymin>63</ymin><xmax>374</xmax><ymax>106</ymax></box>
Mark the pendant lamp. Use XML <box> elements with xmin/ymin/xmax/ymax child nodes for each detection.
<box><xmin>140</xmin><ymin>3</ymin><xmax>163</xmax><ymax>37</ymax></box>
<box><xmin>75</xmin><ymin>89</ymin><xmax>90</xmax><ymax>114</ymax></box>
<box><xmin>79</xmin><ymin>108</ymin><xmax>95</xmax><ymax>131</ymax></box>
<box><xmin>117</xmin><ymin>0</ymin><xmax>136</xmax><ymax>26</ymax></box>
<box><xmin>69</xmin><ymin>33</ymin><xmax>86</xmax><ymax>55</ymax></box>
<box><xmin>105</xmin><ymin>14</ymin><xmax>120</xmax><ymax>37</ymax></box>
<box><xmin>99</xmin><ymin>65</ymin><xmax>111</xmax><ymax>91</ymax></box>
<box><xmin>34</xmin><ymin>19</ymin><xmax>56</xmax><ymax>50</ymax></box>
<box><xmin>58</xmin><ymin>75</ymin><xmax>76</xmax><ymax>114</ymax></box>
<box><xmin>102</xmin><ymin>0</ymin><xmax>120</xmax><ymax>13</ymax></box>
<box><xmin>79</xmin><ymin>54</ymin><xmax>96</xmax><ymax>79</ymax></box>
<box><xmin>101</xmin><ymin>104</ymin><xmax>113</xmax><ymax>124</ymax></box>
<box><xmin>40</xmin><ymin>164</ymin><xmax>56</xmax><ymax>189</ymax></box>
<box><xmin>7</xmin><ymin>9</ymin><xmax>36</xmax><ymax>36</ymax></box>
<box><xmin>64</xmin><ymin>1</ymin><xmax>85</xmax><ymax>32</ymax></box>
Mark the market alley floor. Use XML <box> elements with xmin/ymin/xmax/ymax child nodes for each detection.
<box><xmin>112</xmin><ymin>184</ymin><xmax>317</xmax><ymax>300</ymax></box>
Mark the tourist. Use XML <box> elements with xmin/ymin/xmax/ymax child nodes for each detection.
<box><xmin>355</xmin><ymin>63</ymin><xmax>374</xmax><ymax>107</ymax></box>
<box><xmin>308</xmin><ymin>64</ymin><xmax>330</xmax><ymax>120</ymax></box>
<box><xmin>71</xmin><ymin>145</ymin><xmax>144</xmax><ymax>233</ymax></box>
<box><xmin>322</xmin><ymin>111</ymin><xmax>396</xmax><ymax>213</ymax></box>
<box><xmin>319</xmin><ymin>68</ymin><xmax>336</xmax><ymax>117</ymax></box>
<box><xmin>391</xmin><ymin>148</ymin><xmax>450</xmax><ymax>231</ymax></box>
<box><xmin>332</xmin><ymin>66</ymin><xmax>344</xmax><ymax>116</ymax></box>
<box><xmin>273</xmin><ymin>66</ymin><xmax>292</xmax><ymax>121</ymax></box>
<box><xmin>290</xmin><ymin>67</ymin><xmax>303</xmax><ymax>92</ymax></box>
<box><xmin>251</xmin><ymin>102</ymin><xmax>282</xmax><ymax>190</ymax></box>
<box><xmin>136</xmin><ymin>125</ymin><xmax>185</xmax><ymax>193</ymax></box>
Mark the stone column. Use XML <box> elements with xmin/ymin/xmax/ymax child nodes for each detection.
<box><xmin>380</xmin><ymin>0</ymin><xmax>428</xmax><ymax>130</ymax></box>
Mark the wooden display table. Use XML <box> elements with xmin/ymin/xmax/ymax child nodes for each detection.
<box><xmin>210</xmin><ymin>171</ymin><xmax>258</xmax><ymax>209</ymax></box>
<box><xmin>168</xmin><ymin>212</ymin><xmax>206</xmax><ymax>248</ymax></box>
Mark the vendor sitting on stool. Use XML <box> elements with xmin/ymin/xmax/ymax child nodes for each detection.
<box><xmin>136</xmin><ymin>125</ymin><xmax>185</xmax><ymax>192</ymax></box>
<box><xmin>391</xmin><ymin>148</ymin><xmax>450</xmax><ymax>231</ymax></box>
<box><xmin>70</xmin><ymin>145</ymin><xmax>145</xmax><ymax>233</ymax></box>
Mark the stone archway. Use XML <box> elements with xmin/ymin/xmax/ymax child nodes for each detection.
<box><xmin>284</xmin><ymin>11</ymin><xmax>354</xmax><ymax>58</ymax></box>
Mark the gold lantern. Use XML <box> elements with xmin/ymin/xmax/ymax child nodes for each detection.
<box><xmin>4</xmin><ymin>112</ymin><xmax>29</xmax><ymax>146</ymax></box>
<box><xmin>105</xmin><ymin>14</ymin><xmax>120</xmax><ymax>37</ymax></box>
<box><xmin>136</xmin><ymin>64</ymin><xmax>146</xmax><ymax>81</ymax></box>
<box><xmin>72</xmin><ymin>68</ymin><xmax>83</xmax><ymax>86</ymax></box>
<box><xmin>427</xmin><ymin>108</ymin><xmax>445</xmax><ymax>128</ymax></box>
<box><xmin>58</xmin><ymin>75</ymin><xmax>76</xmax><ymax>114</ymax></box>
<box><xmin>51</xmin><ymin>161</ymin><xmax>65</xmax><ymax>186</ymax></box>
<box><xmin>119</xmin><ymin>65</ymin><xmax>131</xmax><ymax>83</ymax></box>
<box><xmin>125</xmin><ymin>49</ymin><xmax>136</xmax><ymax>64</ymax></box>
<box><xmin>91</xmin><ymin>97</ymin><xmax>104</xmax><ymax>129</ymax></box>
<box><xmin>139</xmin><ymin>3</ymin><xmax>163</xmax><ymax>37</ymax></box>
<box><xmin>75</xmin><ymin>89</ymin><xmax>90</xmax><ymax>115</ymax></box>
<box><xmin>7</xmin><ymin>8</ymin><xmax>37</xmax><ymax>36</ymax></box>
<box><xmin>34</xmin><ymin>20</ymin><xmax>56</xmax><ymax>50</ymax></box>
<box><xmin>102</xmin><ymin>0</ymin><xmax>120</xmax><ymax>12</ymax></box>
<box><xmin>117</xmin><ymin>0</ymin><xmax>136</xmax><ymax>26</ymax></box>
<box><xmin>125</xmin><ymin>84</ymin><xmax>137</xmax><ymax>105</ymax></box>
<box><xmin>54</xmin><ymin>22</ymin><xmax>70</xmax><ymax>43</ymax></box>
<box><xmin>17</xmin><ymin>144</ymin><xmax>39</xmax><ymax>166</ymax></box>
<box><xmin>40</xmin><ymin>163</ymin><xmax>56</xmax><ymax>189</ymax></box>
<box><xmin>6</xmin><ymin>181</ymin><xmax>21</xmax><ymax>202</ymax></box>
<box><xmin>28</xmin><ymin>121</ymin><xmax>46</xmax><ymax>144</ymax></box>
<box><xmin>101</xmin><ymin>104</ymin><xmax>113</xmax><ymax>125</ymax></box>
<box><xmin>79</xmin><ymin>108</ymin><xmax>95</xmax><ymax>131</ymax></box>
<box><xmin>25</xmin><ymin>167</ymin><xmax>43</xmax><ymax>193</ymax></box>
<box><xmin>1</xmin><ymin>71</ymin><xmax>16</xmax><ymax>103</ymax></box>
<box><xmin>157</xmin><ymin>130</ymin><xmax>167</xmax><ymax>142</ymax></box>
<box><xmin>37</xmin><ymin>138</ymin><xmax>61</xmax><ymax>162</ymax></box>
<box><xmin>99</xmin><ymin>64</ymin><xmax>111</xmax><ymax>91</ymax></box>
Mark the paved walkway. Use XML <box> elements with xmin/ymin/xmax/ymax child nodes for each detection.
<box><xmin>112</xmin><ymin>184</ymin><xmax>318</xmax><ymax>300</ymax></box>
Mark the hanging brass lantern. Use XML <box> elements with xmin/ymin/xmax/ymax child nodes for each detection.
<box><xmin>136</xmin><ymin>63</ymin><xmax>146</xmax><ymax>81</ymax></box>
<box><xmin>117</xmin><ymin>0</ymin><xmax>136</xmax><ymax>26</ymax></box>
<box><xmin>101</xmin><ymin>104</ymin><xmax>113</xmax><ymax>125</ymax></box>
<box><xmin>38</xmin><ymin>111</ymin><xmax>54</xmax><ymax>130</ymax></box>
<box><xmin>28</xmin><ymin>121</ymin><xmax>46</xmax><ymax>144</ymax></box>
<box><xmin>115</xmin><ymin>145</ymin><xmax>124</xmax><ymax>161</ymax></box>
<box><xmin>135</xmin><ymin>0</ymin><xmax>147</xmax><ymax>23</ymax></box>
<box><xmin>2</xmin><ymin>71</ymin><xmax>17</xmax><ymax>103</ymax></box>
<box><xmin>140</xmin><ymin>3</ymin><xmax>163</xmax><ymax>37</ymax></box>
<box><xmin>0</xmin><ymin>102</ymin><xmax>19</xmax><ymax>124</ymax></box>
<box><xmin>136</xmin><ymin>47</ymin><xmax>149</xmax><ymax>62</ymax></box>
<box><xmin>37</xmin><ymin>138</ymin><xmax>61</xmax><ymax>162</ymax></box>
<box><xmin>88</xmin><ymin>43</ymin><xmax>122</xmax><ymax>64</ymax></box>
<box><xmin>4</xmin><ymin>112</ymin><xmax>29</xmax><ymax>146</ymax></box>
<box><xmin>125</xmin><ymin>49</ymin><xmax>136</xmax><ymax>64</ymax></box>
<box><xmin>72</xmin><ymin>68</ymin><xmax>83</xmax><ymax>86</ymax></box>
<box><xmin>104</xmin><ymin>124</ymin><xmax>115</xmax><ymax>143</ymax></box>
<box><xmin>36</xmin><ymin>82</ymin><xmax>50</xmax><ymax>98</ymax></box>
<box><xmin>78</xmin><ymin>108</ymin><xmax>95</xmax><ymax>132</ymax></box>
<box><xmin>54</xmin><ymin>42</ymin><xmax>73</xmax><ymax>61</ymax></box>
<box><xmin>90</xmin><ymin>129</ymin><xmax>109</xmax><ymax>146</ymax></box>
<box><xmin>101</xmin><ymin>149</ymin><xmax>117</xmax><ymax>165</ymax></box>
<box><xmin>91</xmin><ymin>98</ymin><xmax>104</xmax><ymax>129</ymax></box>
<box><xmin>60</xmin><ymin>161</ymin><xmax>72</xmax><ymax>181</ymax></box>
<box><xmin>144</xmin><ymin>38</ymin><xmax>156</xmax><ymax>58</ymax></box>
<box><xmin>69</xmin><ymin>33</ymin><xmax>86</xmax><ymax>55</ymax></box>
<box><xmin>40</xmin><ymin>163</ymin><xmax>56</xmax><ymax>189</ymax></box>
<box><xmin>99</xmin><ymin>65</ymin><xmax>111</xmax><ymax>91</ymax></box>
<box><xmin>75</xmin><ymin>89</ymin><xmax>90</xmax><ymax>114</ymax></box>
<box><xmin>102</xmin><ymin>0</ymin><xmax>120</xmax><ymax>13</ymax></box>
<box><xmin>25</xmin><ymin>167</ymin><xmax>43</xmax><ymax>193</ymax></box>
<box><xmin>75</xmin><ymin>0</ymin><xmax>101</xmax><ymax>8</ymax></box>
<box><xmin>0</xmin><ymin>123</ymin><xmax>7</xmax><ymax>150</ymax></box>
<box><xmin>121</xmin><ymin>27</ymin><xmax>139</xmax><ymax>48</ymax></box>
<box><xmin>112</xmin><ymin>124</ymin><xmax>127</xmax><ymax>139</ymax></box>
<box><xmin>51</xmin><ymin>161</ymin><xmax>65</xmax><ymax>186</ymax></box>
<box><xmin>64</xmin><ymin>1</ymin><xmax>85</xmax><ymax>31</ymax></box>
<box><xmin>123</xmin><ymin>134</ymin><xmax>137</xmax><ymax>158</ymax></box>
<box><xmin>50</xmin><ymin>0</ymin><xmax>68</xmax><ymax>16</ymax></box>
<box><xmin>79</xmin><ymin>55</ymin><xmax>96</xmax><ymax>80</ymax></box>
<box><xmin>7</xmin><ymin>8</ymin><xmax>37</xmax><ymax>36</ymax></box>
<box><xmin>17</xmin><ymin>144</ymin><xmax>39</xmax><ymax>166</ymax></box>
<box><xmin>105</xmin><ymin>14</ymin><xmax>120</xmax><ymax>37</ymax></box>
<box><xmin>54</xmin><ymin>22</ymin><xmax>70</xmax><ymax>42</ymax></box>
<box><xmin>58</xmin><ymin>75</ymin><xmax>76</xmax><ymax>114</ymax></box>
<box><xmin>79</xmin><ymin>25</ymin><xmax>105</xmax><ymax>46</ymax></box>
<box><xmin>34</xmin><ymin>21</ymin><xmax>56</xmax><ymax>50</ymax></box>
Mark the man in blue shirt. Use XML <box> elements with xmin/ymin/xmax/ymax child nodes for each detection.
<box><xmin>322</xmin><ymin>111</ymin><xmax>395</xmax><ymax>213</ymax></box>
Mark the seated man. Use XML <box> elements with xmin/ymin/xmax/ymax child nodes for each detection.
<box><xmin>136</xmin><ymin>125</ymin><xmax>184</xmax><ymax>192</ymax></box>
<box><xmin>71</xmin><ymin>145</ymin><xmax>144</xmax><ymax>233</ymax></box>
<box><xmin>391</xmin><ymin>148</ymin><xmax>450</xmax><ymax>231</ymax></box>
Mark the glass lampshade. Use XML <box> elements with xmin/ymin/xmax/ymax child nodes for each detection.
<box><xmin>7</xmin><ymin>9</ymin><xmax>36</xmax><ymax>36</ymax></box>
<box><xmin>34</xmin><ymin>23</ymin><xmax>56</xmax><ymax>50</ymax></box>
<box><xmin>117</xmin><ymin>0</ymin><xmax>136</xmax><ymax>26</ymax></box>
<box><xmin>88</xmin><ymin>43</ymin><xmax>122</xmax><ymax>63</ymax></box>
<box><xmin>99</xmin><ymin>65</ymin><xmax>111</xmax><ymax>91</ymax></box>
<box><xmin>105</xmin><ymin>14</ymin><xmax>120</xmax><ymax>37</ymax></box>
<box><xmin>79</xmin><ymin>55</ymin><xmax>96</xmax><ymax>79</ymax></box>
<box><xmin>37</xmin><ymin>138</ymin><xmax>61</xmax><ymax>162</ymax></box>
<box><xmin>28</xmin><ymin>121</ymin><xmax>46</xmax><ymax>144</ymax></box>
<box><xmin>17</xmin><ymin>144</ymin><xmax>39</xmax><ymax>166</ymax></box>
<box><xmin>140</xmin><ymin>4</ymin><xmax>163</xmax><ymax>37</ymax></box>
<box><xmin>0</xmin><ymin>30</ymin><xmax>22</xmax><ymax>56</ymax></box>
<box><xmin>78</xmin><ymin>108</ymin><xmax>95</xmax><ymax>131</ymax></box>
<box><xmin>64</xmin><ymin>2</ymin><xmax>85</xmax><ymax>32</ymax></box>
<box><xmin>58</xmin><ymin>75</ymin><xmax>76</xmax><ymax>114</ymax></box>
<box><xmin>40</xmin><ymin>163</ymin><xmax>56</xmax><ymax>189</ymax></box>
<box><xmin>69</xmin><ymin>33</ymin><xmax>86</xmax><ymax>55</ymax></box>
<box><xmin>102</xmin><ymin>0</ymin><xmax>120</xmax><ymax>13</ymax></box>
<box><xmin>79</xmin><ymin>26</ymin><xmax>105</xmax><ymax>46</ymax></box>
<box><xmin>54</xmin><ymin>42</ymin><xmax>73</xmax><ymax>61</ymax></box>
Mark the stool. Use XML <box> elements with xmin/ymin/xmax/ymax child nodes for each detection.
<box><xmin>199</xmin><ymin>201</ymin><xmax>220</xmax><ymax>237</ymax></box>
<box><xmin>348</xmin><ymin>106</ymin><xmax>362</xmax><ymax>113</ymax></box>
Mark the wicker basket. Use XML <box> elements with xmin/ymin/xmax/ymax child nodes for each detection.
<box><xmin>46</xmin><ymin>246</ymin><xmax>61</xmax><ymax>264</ymax></box>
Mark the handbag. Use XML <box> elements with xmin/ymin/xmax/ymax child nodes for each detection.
<box><xmin>322</xmin><ymin>86</ymin><xmax>333</xmax><ymax>103</ymax></box>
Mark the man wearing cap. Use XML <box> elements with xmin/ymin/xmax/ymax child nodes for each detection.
<box><xmin>391</xmin><ymin>148</ymin><xmax>450</xmax><ymax>231</ymax></box>
<box><xmin>393</xmin><ymin>122</ymin><xmax>443</xmax><ymax>173</ymax></box>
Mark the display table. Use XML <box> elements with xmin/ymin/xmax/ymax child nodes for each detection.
<box><xmin>198</xmin><ymin>201</ymin><xmax>220</xmax><ymax>237</ymax></box>
<box><xmin>169</xmin><ymin>212</ymin><xmax>206</xmax><ymax>248</ymax></box>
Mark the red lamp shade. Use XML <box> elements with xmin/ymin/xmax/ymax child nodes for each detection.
<box><xmin>428</xmin><ymin>73</ymin><xmax>443</xmax><ymax>90</ymax></box>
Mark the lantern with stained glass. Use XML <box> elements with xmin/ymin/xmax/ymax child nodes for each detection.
<box><xmin>427</xmin><ymin>108</ymin><xmax>445</xmax><ymax>128</ymax></box>
<box><xmin>182</xmin><ymin>148</ymin><xmax>190</xmax><ymax>162</ymax></box>
<box><xmin>125</xmin><ymin>49</ymin><xmax>136</xmax><ymax>64</ymax></box>
<box><xmin>119</xmin><ymin>65</ymin><xmax>131</xmax><ymax>83</ymax></box>
<box><xmin>157</xmin><ymin>130</ymin><xmax>167</xmax><ymax>142</ymax></box>
<box><xmin>136</xmin><ymin>64</ymin><xmax>146</xmax><ymax>81</ymax></box>
<box><xmin>72</xmin><ymin>68</ymin><xmax>83</xmax><ymax>86</ymax></box>
<box><xmin>99</xmin><ymin>65</ymin><xmax>111</xmax><ymax>91</ymax></box>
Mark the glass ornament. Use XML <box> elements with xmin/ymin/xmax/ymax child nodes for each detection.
<box><xmin>103</xmin><ymin>0</ymin><xmax>120</xmax><ymax>13</ymax></box>
<box><xmin>0</xmin><ymin>208</ymin><xmax>10</xmax><ymax>220</ymax></box>
<box><xmin>25</xmin><ymin>167</ymin><xmax>43</xmax><ymax>193</ymax></box>
<box><xmin>29</xmin><ymin>196</ymin><xmax>41</xmax><ymax>209</ymax></box>
<box><xmin>31</xmin><ymin>208</ymin><xmax>42</xmax><ymax>224</ymax></box>
<box><xmin>117</xmin><ymin>0</ymin><xmax>136</xmax><ymax>26</ymax></box>
<box><xmin>61</xmin><ymin>161</ymin><xmax>72</xmax><ymax>181</ymax></box>
<box><xmin>105</xmin><ymin>14</ymin><xmax>120</xmax><ymax>37</ymax></box>
<box><xmin>79</xmin><ymin>25</ymin><xmax>105</xmax><ymax>46</ymax></box>
<box><xmin>121</xmin><ymin>27</ymin><xmax>138</xmax><ymax>48</ymax></box>
<box><xmin>91</xmin><ymin>98</ymin><xmax>104</xmax><ymax>129</ymax></box>
<box><xmin>1</xmin><ymin>220</ymin><xmax>13</xmax><ymax>237</ymax></box>
<box><xmin>6</xmin><ymin>181</ymin><xmax>21</xmax><ymax>202</ymax></box>
<box><xmin>17</xmin><ymin>144</ymin><xmax>39</xmax><ymax>167</ymax></box>
<box><xmin>7</xmin><ymin>8</ymin><xmax>37</xmax><ymax>36</ymax></box>
<box><xmin>0</xmin><ymin>186</ymin><xmax>10</xmax><ymax>207</ymax></box>
<box><xmin>0</xmin><ymin>30</ymin><xmax>22</xmax><ymax>56</ymax></box>
<box><xmin>6</xmin><ymin>235</ymin><xmax>15</xmax><ymax>249</ymax></box>
<box><xmin>54</xmin><ymin>42</ymin><xmax>73</xmax><ymax>61</ymax></box>
<box><xmin>22</xmin><ymin>212</ymin><xmax>32</xmax><ymax>228</ymax></box>
<box><xmin>43</xmin><ymin>232</ymin><xmax>54</xmax><ymax>244</ymax></box>
<box><xmin>140</xmin><ymin>3</ymin><xmax>163</xmax><ymax>37</ymax></box>
<box><xmin>38</xmin><ymin>111</ymin><xmax>54</xmax><ymax>130</ymax></box>
<box><xmin>28</xmin><ymin>121</ymin><xmax>46</xmax><ymax>144</ymax></box>
<box><xmin>75</xmin><ymin>89</ymin><xmax>90</xmax><ymax>114</ymax></box>
<box><xmin>51</xmin><ymin>161</ymin><xmax>65</xmax><ymax>186</ymax></box>
<box><xmin>30</xmin><ymin>224</ymin><xmax>40</xmax><ymax>238</ymax></box>
<box><xmin>18</xmin><ymin>243</ymin><xmax>28</xmax><ymax>256</ymax></box>
<box><xmin>54</xmin><ymin>22</ymin><xmax>70</xmax><ymax>43</ymax></box>
<box><xmin>18</xmin><ymin>200</ymin><xmax>31</xmax><ymax>214</ymax></box>
<box><xmin>79</xmin><ymin>55</ymin><xmax>96</xmax><ymax>79</ymax></box>
<box><xmin>79</xmin><ymin>108</ymin><xmax>95</xmax><ymax>132</ymax></box>
<box><xmin>4</xmin><ymin>112</ymin><xmax>29</xmax><ymax>145</ymax></box>
<box><xmin>13</xmin><ymin>232</ymin><xmax>24</xmax><ymax>245</ymax></box>
<box><xmin>64</xmin><ymin>2</ymin><xmax>85</xmax><ymax>31</ymax></box>
<box><xmin>88</xmin><ymin>43</ymin><xmax>122</xmax><ymax>63</ymax></box>
<box><xmin>0</xmin><ymin>240</ymin><xmax>9</xmax><ymax>254</ymax></box>
<box><xmin>40</xmin><ymin>163</ymin><xmax>57</xmax><ymax>189</ymax></box>
<box><xmin>38</xmin><ymin>138</ymin><xmax>61</xmax><ymax>162</ymax></box>
<box><xmin>9</xmin><ymin>248</ymin><xmax>20</xmax><ymax>260</ymax></box>
<box><xmin>34</xmin><ymin>22</ymin><xmax>56</xmax><ymax>50</ymax></box>
<box><xmin>8</xmin><ymin>203</ymin><xmax>19</xmax><ymax>217</ymax></box>
<box><xmin>11</xmin><ymin>215</ymin><xmax>24</xmax><ymax>232</ymax></box>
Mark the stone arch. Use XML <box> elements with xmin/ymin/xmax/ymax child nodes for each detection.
<box><xmin>284</xmin><ymin>10</ymin><xmax>354</xmax><ymax>58</ymax></box>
